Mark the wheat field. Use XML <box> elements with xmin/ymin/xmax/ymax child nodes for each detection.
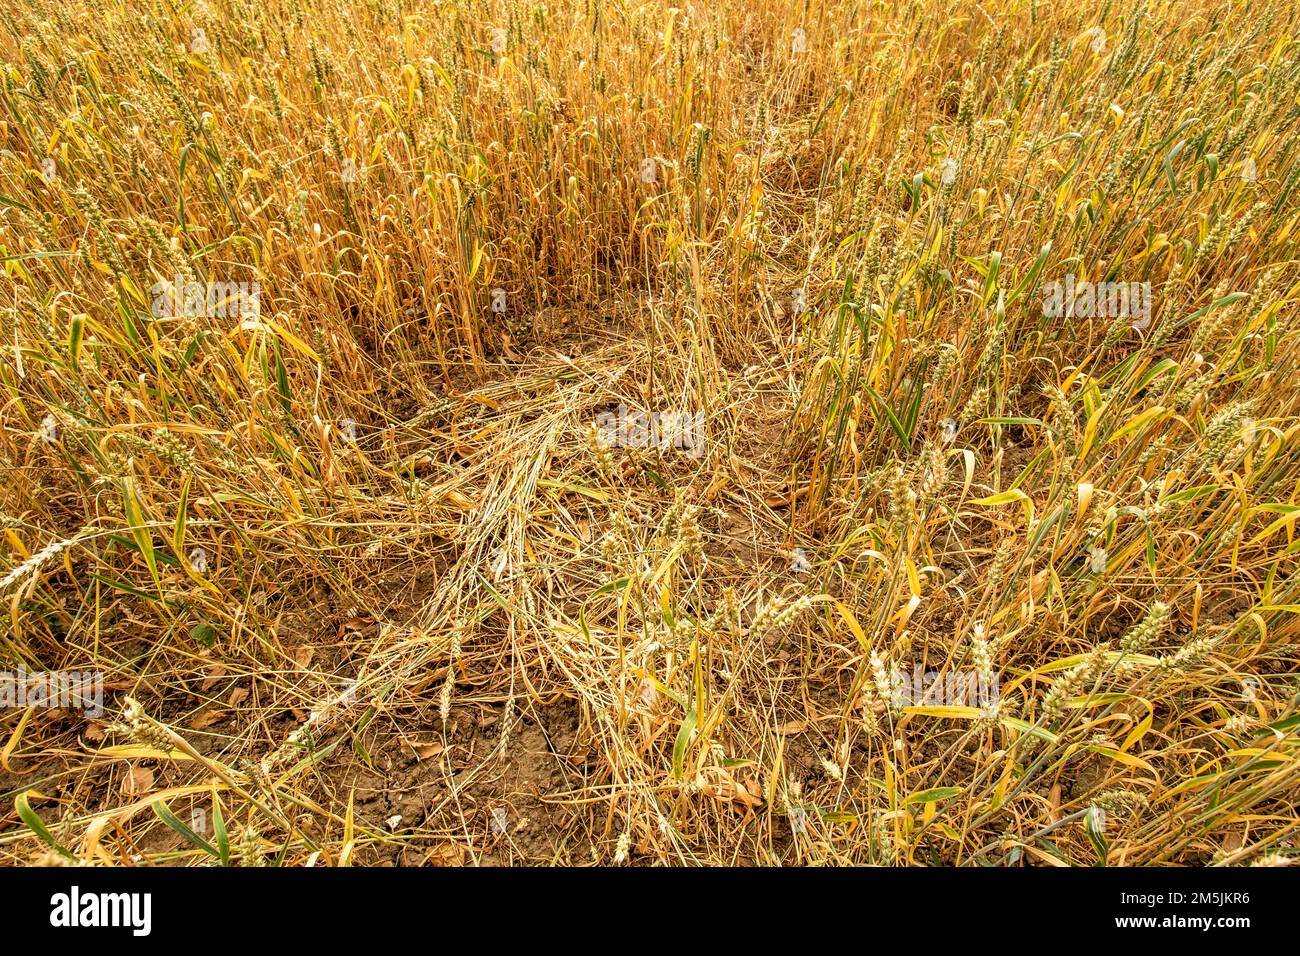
<box><xmin>0</xmin><ymin>0</ymin><xmax>1298</xmax><ymax>867</ymax></box>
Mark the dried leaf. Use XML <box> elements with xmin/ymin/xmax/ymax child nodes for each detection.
<box><xmin>187</xmin><ymin>708</ymin><xmax>227</xmax><ymax>730</ymax></box>
<box><xmin>199</xmin><ymin>665</ymin><xmax>227</xmax><ymax>692</ymax></box>
<box><xmin>409</xmin><ymin>740</ymin><xmax>445</xmax><ymax>760</ymax></box>
<box><xmin>425</xmin><ymin>842</ymin><xmax>466</xmax><ymax>866</ymax></box>
<box><xmin>121</xmin><ymin>766</ymin><xmax>154</xmax><ymax>796</ymax></box>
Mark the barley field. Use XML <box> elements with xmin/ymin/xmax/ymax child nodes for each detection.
<box><xmin>1</xmin><ymin>0</ymin><xmax>1298</xmax><ymax>868</ymax></box>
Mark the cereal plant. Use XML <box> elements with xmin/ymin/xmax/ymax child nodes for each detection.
<box><xmin>0</xmin><ymin>0</ymin><xmax>1297</xmax><ymax>868</ymax></box>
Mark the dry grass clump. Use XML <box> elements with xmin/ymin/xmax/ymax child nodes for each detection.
<box><xmin>0</xmin><ymin>0</ymin><xmax>1298</xmax><ymax>866</ymax></box>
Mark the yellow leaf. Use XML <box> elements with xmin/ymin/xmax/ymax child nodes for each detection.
<box><xmin>1079</xmin><ymin>402</ymin><xmax>1107</xmax><ymax>460</ymax></box>
<box><xmin>831</xmin><ymin>599</ymin><xmax>869</xmax><ymax>650</ymax></box>
<box><xmin>903</xmin><ymin>556</ymin><xmax>921</xmax><ymax>597</ymax></box>
<box><xmin>1088</xmin><ymin>744</ymin><xmax>1155</xmax><ymax>772</ymax></box>
<box><xmin>903</xmin><ymin>705</ymin><xmax>984</xmax><ymax>719</ymax></box>
<box><xmin>95</xmin><ymin>746</ymin><xmax>196</xmax><ymax>761</ymax></box>
<box><xmin>969</xmin><ymin>488</ymin><xmax>1033</xmax><ymax>525</ymax></box>
<box><xmin>1121</xmin><ymin>704</ymin><xmax>1154</xmax><ymax>753</ymax></box>
<box><xmin>1107</xmin><ymin>406</ymin><xmax>1166</xmax><ymax>445</ymax></box>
